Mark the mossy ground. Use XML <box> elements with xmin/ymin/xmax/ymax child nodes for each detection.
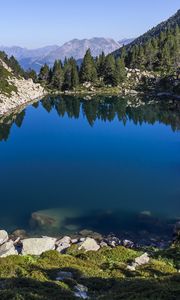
<box><xmin>0</xmin><ymin>246</ymin><xmax>179</xmax><ymax>299</ymax></box>
<box><xmin>0</xmin><ymin>65</ymin><xmax>17</xmax><ymax>96</ymax></box>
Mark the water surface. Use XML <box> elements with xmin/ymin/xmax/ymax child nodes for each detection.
<box><xmin>0</xmin><ymin>95</ymin><xmax>179</xmax><ymax>240</ymax></box>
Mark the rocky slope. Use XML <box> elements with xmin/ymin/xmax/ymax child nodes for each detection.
<box><xmin>0</xmin><ymin>58</ymin><xmax>45</xmax><ymax>115</ymax></box>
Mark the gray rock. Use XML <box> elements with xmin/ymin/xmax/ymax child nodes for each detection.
<box><xmin>135</xmin><ymin>252</ymin><xmax>150</xmax><ymax>265</ymax></box>
<box><xmin>79</xmin><ymin>237</ymin><xmax>86</xmax><ymax>242</ymax></box>
<box><xmin>122</xmin><ymin>239</ymin><xmax>134</xmax><ymax>248</ymax></box>
<box><xmin>0</xmin><ymin>230</ymin><xmax>8</xmax><ymax>245</ymax></box>
<box><xmin>78</xmin><ymin>237</ymin><xmax>100</xmax><ymax>252</ymax></box>
<box><xmin>22</xmin><ymin>237</ymin><xmax>56</xmax><ymax>255</ymax></box>
<box><xmin>56</xmin><ymin>271</ymin><xmax>73</xmax><ymax>281</ymax></box>
<box><xmin>105</xmin><ymin>235</ymin><xmax>121</xmax><ymax>247</ymax></box>
<box><xmin>74</xmin><ymin>284</ymin><xmax>88</xmax><ymax>299</ymax></box>
<box><xmin>56</xmin><ymin>236</ymin><xmax>71</xmax><ymax>253</ymax></box>
<box><xmin>127</xmin><ymin>252</ymin><xmax>150</xmax><ymax>271</ymax></box>
<box><xmin>127</xmin><ymin>263</ymin><xmax>137</xmax><ymax>271</ymax></box>
<box><xmin>71</xmin><ymin>238</ymin><xmax>78</xmax><ymax>244</ymax></box>
<box><xmin>0</xmin><ymin>240</ymin><xmax>18</xmax><ymax>257</ymax></box>
<box><xmin>56</xmin><ymin>242</ymin><xmax>70</xmax><ymax>253</ymax></box>
<box><xmin>56</xmin><ymin>236</ymin><xmax>71</xmax><ymax>245</ymax></box>
<box><xmin>100</xmin><ymin>241</ymin><xmax>108</xmax><ymax>247</ymax></box>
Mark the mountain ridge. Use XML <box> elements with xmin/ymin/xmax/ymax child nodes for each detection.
<box><xmin>0</xmin><ymin>38</ymin><xmax>124</xmax><ymax>72</ymax></box>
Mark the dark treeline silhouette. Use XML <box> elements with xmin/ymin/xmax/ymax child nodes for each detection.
<box><xmin>1</xmin><ymin>96</ymin><xmax>180</xmax><ymax>142</ymax></box>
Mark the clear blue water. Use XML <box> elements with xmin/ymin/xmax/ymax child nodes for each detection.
<box><xmin>0</xmin><ymin>96</ymin><xmax>179</xmax><ymax>239</ymax></box>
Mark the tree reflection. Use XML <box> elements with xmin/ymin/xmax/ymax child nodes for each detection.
<box><xmin>0</xmin><ymin>110</ymin><xmax>26</xmax><ymax>141</ymax></box>
<box><xmin>0</xmin><ymin>95</ymin><xmax>180</xmax><ymax>142</ymax></box>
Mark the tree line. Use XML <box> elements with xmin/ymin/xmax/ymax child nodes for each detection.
<box><xmin>35</xmin><ymin>49</ymin><xmax>127</xmax><ymax>91</ymax></box>
<box><xmin>122</xmin><ymin>25</ymin><xmax>180</xmax><ymax>75</ymax></box>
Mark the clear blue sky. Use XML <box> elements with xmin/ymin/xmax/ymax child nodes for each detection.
<box><xmin>0</xmin><ymin>0</ymin><xmax>179</xmax><ymax>48</ymax></box>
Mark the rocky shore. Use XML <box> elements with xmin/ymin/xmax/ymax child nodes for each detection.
<box><xmin>0</xmin><ymin>223</ymin><xmax>179</xmax><ymax>299</ymax></box>
<box><xmin>0</xmin><ymin>78</ymin><xmax>45</xmax><ymax>116</ymax></box>
<box><xmin>0</xmin><ymin>219</ymin><xmax>179</xmax><ymax>258</ymax></box>
<box><xmin>0</xmin><ymin>59</ymin><xmax>46</xmax><ymax>116</ymax></box>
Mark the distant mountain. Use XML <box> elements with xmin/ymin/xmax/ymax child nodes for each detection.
<box><xmin>0</xmin><ymin>45</ymin><xmax>59</xmax><ymax>71</ymax></box>
<box><xmin>0</xmin><ymin>38</ymin><xmax>121</xmax><ymax>72</ymax></box>
<box><xmin>0</xmin><ymin>45</ymin><xmax>59</xmax><ymax>60</ymax></box>
<box><xmin>118</xmin><ymin>38</ymin><xmax>135</xmax><ymax>46</ymax></box>
<box><xmin>37</xmin><ymin>38</ymin><xmax>121</xmax><ymax>67</ymax></box>
<box><xmin>1</xmin><ymin>37</ymin><xmax>135</xmax><ymax>73</ymax></box>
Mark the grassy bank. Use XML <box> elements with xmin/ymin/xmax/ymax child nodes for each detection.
<box><xmin>0</xmin><ymin>245</ymin><xmax>179</xmax><ymax>299</ymax></box>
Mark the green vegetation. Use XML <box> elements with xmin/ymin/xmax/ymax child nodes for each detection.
<box><xmin>0</xmin><ymin>64</ymin><xmax>17</xmax><ymax>96</ymax></box>
<box><xmin>38</xmin><ymin>49</ymin><xmax>127</xmax><ymax>92</ymax></box>
<box><xmin>0</xmin><ymin>51</ymin><xmax>26</xmax><ymax>96</ymax></box>
<box><xmin>114</xmin><ymin>10</ymin><xmax>180</xmax><ymax>77</ymax></box>
<box><xmin>37</xmin><ymin>10</ymin><xmax>180</xmax><ymax>95</ymax></box>
<box><xmin>0</xmin><ymin>51</ymin><xmax>25</xmax><ymax>78</ymax></box>
<box><xmin>0</xmin><ymin>246</ymin><xmax>179</xmax><ymax>299</ymax></box>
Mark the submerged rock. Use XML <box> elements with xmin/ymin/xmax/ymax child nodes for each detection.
<box><xmin>30</xmin><ymin>208</ymin><xmax>82</xmax><ymax>233</ymax></box>
<box><xmin>0</xmin><ymin>240</ymin><xmax>18</xmax><ymax>257</ymax></box>
<box><xmin>78</xmin><ymin>237</ymin><xmax>100</xmax><ymax>251</ymax></box>
<box><xmin>79</xmin><ymin>229</ymin><xmax>103</xmax><ymax>241</ymax></box>
<box><xmin>22</xmin><ymin>237</ymin><xmax>56</xmax><ymax>255</ymax></box>
<box><xmin>11</xmin><ymin>229</ymin><xmax>28</xmax><ymax>240</ymax></box>
<box><xmin>0</xmin><ymin>230</ymin><xmax>8</xmax><ymax>245</ymax></box>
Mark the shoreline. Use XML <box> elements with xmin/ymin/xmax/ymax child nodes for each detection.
<box><xmin>0</xmin><ymin>91</ymin><xmax>48</xmax><ymax>119</ymax></box>
<box><xmin>0</xmin><ymin>88</ymin><xmax>179</xmax><ymax>119</ymax></box>
<box><xmin>0</xmin><ymin>224</ymin><xmax>178</xmax><ymax>258</ymax></box>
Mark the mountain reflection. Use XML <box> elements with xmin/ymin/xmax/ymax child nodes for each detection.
<box><xmin>0</xmin><ymin>95</ymin><xmax>180</xmax><ymax>141</ymax></box>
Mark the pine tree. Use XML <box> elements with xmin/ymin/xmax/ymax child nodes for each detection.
<box><xmin>69</xmin><ymin>58</ymin><xmax>79</xmax><ymax>89</ymax></box>
<box><xmin>96</xmin><ymin>51</ymin><xmax>106</xmax><ymax>79</ymax></box>
<box><xmin>103</xmin><ymin>54</ymin><xmax>116</xmax><ymax>86</ymax></box>
<box><xmin>80</xmin><ymin>49</ymin><xmax>97</xmax><ymax>83</ymax></box>
<box><xmin>51</xmin><ymin>60</ymin><xmax>64</xmax><ymax>90</ymax></box>
<box><xmin>26</xmin><ymin>69</ymin><xmax>37</xmax><ymax>82</ymax></box>
<box><xmin>115</xmin><ymin>57</ymin><xmax>126</xmax><ymax>85</ymax></box>
<box><xmin>8</xmin><ymin>56</ymin><xmax>25</xmax><ymax>77</ymax></box>
<box><xmin>63</xmin><ymin>59</ymin><xmax>72</xmax><ymax>90</ymax></box>
<box><xmin>39</xmin><ymin>64</ymin><xmax>50</xmax><ymax>83</ymax></box>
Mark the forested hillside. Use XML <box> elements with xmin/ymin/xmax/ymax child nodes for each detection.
<box><xmin>114</xmin><ymin>10</ymin><xmax>180</xmax><ymax>75</ymax></box>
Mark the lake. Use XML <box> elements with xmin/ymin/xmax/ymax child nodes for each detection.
<box><xmin>0</xmin><ymin>95</ymin><xmax>180</xmax><ymax>242</ymax></box>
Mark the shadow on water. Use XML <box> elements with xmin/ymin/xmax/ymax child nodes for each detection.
<box><xmin>1</xmin><ymin>95</ymin><xmax>180</xmax><ymax>141</ymax></box>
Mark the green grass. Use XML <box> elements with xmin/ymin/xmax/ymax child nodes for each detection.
<box><xmin>0</xmin><ymin>65</ymin><xmax>17</xmax><ymax>96</ymax></box>
<box><xmin>0</xmin><ymin>246</ymin><xmax>179</xmax><ymax>299</ymax></box>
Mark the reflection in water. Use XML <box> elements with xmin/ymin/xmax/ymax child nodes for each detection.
<box><xmin>0</xmin><ymin>95</ymin><xmax>179</xmax><ymax>240</ymax></box>
<box><xmin>0</xmin><ymin>95</ymin><xmax>180</xmax><ymax>142</ymax></box>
